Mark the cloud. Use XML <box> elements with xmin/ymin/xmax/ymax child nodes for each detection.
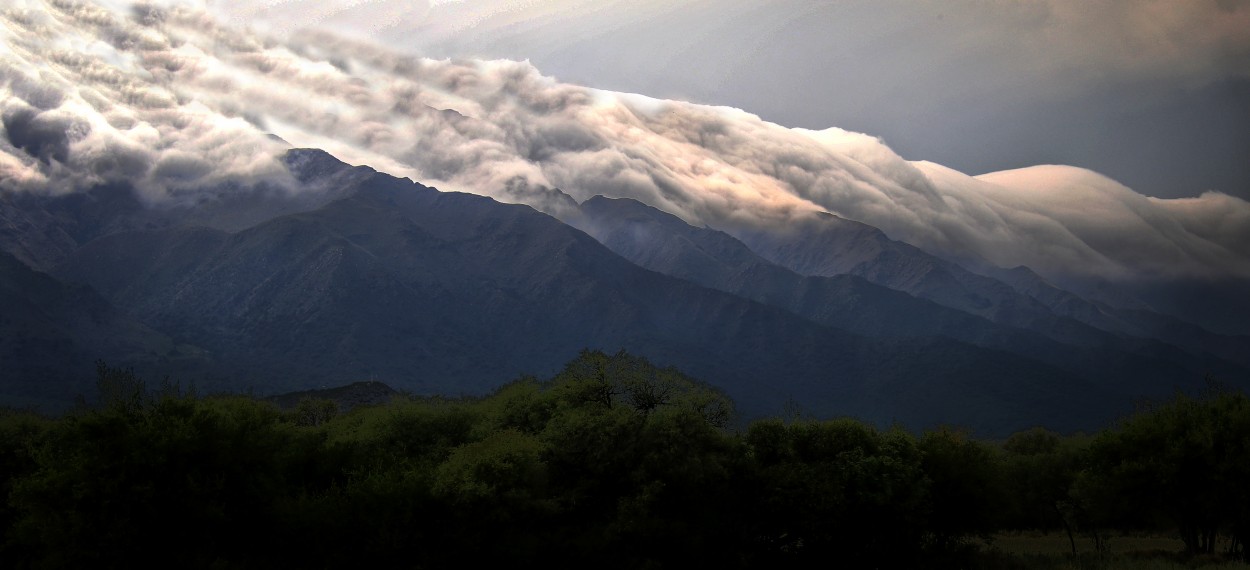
<box><xmin>0</xmin><ymin>0</ymin><xmax>293</xmax><ymax>201</ymax></box>
<box><xmin>208</xmin><ymin>0</ymin><xmax>1250</xmax><ymax>91</ymax></box>
<box><xmin>960</xmin><ymin>164</ymin><xmax>1250</xmax><ymax>283</ymax></box>
<box><xmin>269</xmin><ymin>0</ymin><xmax>1245</xmax><ymax>203</ymax></box>
<box><xmin>2</xmin><ymin>106</ymin><xmax>84</xmax><ymax>164</ymax></box>
<box><xmin>1</xmin><ymin>0</ymin><xmax>1247</xmax><ymax>292</ymax></box>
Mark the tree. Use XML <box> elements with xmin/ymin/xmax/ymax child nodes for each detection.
<box><xmin>1000</xmin><ymin>428</ymin><xmax>1087</xmax><ymax>554</ymax></box>
<box><xmin>744</xmin><ymin>418</ymin><xmax>928</xmax><ymax>567</ymax></box>
<box><xmin>0</xmin><ymin>409</ymin><xmax>49</xmax><ymax>565</ymax></box>
<box><xmin>292</xmin><ymin>397</ymin><xmax>338</xmax><ymax>427</ymax></box>
<box><xmin>550</xmin><ymin>349</ymin><xmax>734</xmax><ymax>426</ymax></box>
<box><xmin>1083</xmin><ymin>390</ymin><xmax>1250</xmax><ymax>558</ymax></box>
<box><xmin>919</xmin><ymin>427</ymin><xmax>1005</xmax><ymax>553</ymax></box>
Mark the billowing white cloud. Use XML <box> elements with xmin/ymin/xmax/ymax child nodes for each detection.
<box><xmin>1</xmin><ymin>0</ymin><xmax>1247</xmax><ymax>291</ymax></box>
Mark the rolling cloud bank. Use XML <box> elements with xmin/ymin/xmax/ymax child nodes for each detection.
<box><xmin>3</xmin><ymin>0</ymin><xmax>1249</xmax><ymax>329</ymax></box>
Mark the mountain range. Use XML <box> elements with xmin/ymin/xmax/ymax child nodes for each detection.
<box><xmin>2</xmin><ymin>148</ymin><xmax>1245</xmax><ymax>435</ymax></box>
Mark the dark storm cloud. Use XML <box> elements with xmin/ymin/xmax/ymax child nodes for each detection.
<box><xmin>2</xmin><ymin>106</ymin><xmax>84</xmax><ymax>164</ymax></box>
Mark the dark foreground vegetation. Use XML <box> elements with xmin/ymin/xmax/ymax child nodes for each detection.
<box><xmin>1</xmin><ymin>351</ymin><xmax>1248</xmax><ymax>569</ymax></box>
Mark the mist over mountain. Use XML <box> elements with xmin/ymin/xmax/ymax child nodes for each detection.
<box><xmin>2</xmin><ymin>0</ymin><xmax>1248</xmax><ymax>332</ymax></box>
<box><xmin>1</xmin><ymin>1</ymin><xmax>1248</xmax><ymax>433</ymax></box>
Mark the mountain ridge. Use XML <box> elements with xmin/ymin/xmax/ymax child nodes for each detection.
<box><xmin>1</xmin><ymin>149</ymin><xmax>1244</xmax><ymax>435</ymax></box>
<box><xmin>26</xmin><ymin>150</ymin><xmax>1123</xmax><ymax>434</ymax></box>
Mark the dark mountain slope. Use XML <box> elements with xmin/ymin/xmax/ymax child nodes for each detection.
<box><xmin>265</xmin><ymin>381</ymin><xmax>398</xmax><ymax>411</ymax></box>
<box><xmin>53</xmin><ymin>151</ymin><xmax>1112</xmax><ymax>434</ymax></box>
<box><xmin>0</xmin><ymin>250</ymin><xmax>196</xmax><ymax>408</ymax></box>
<box><xmin>0</xmin><ymin>192</ymin><xmax>81</xmax><ymax>271</ymax></box>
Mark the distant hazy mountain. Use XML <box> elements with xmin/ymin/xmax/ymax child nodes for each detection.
<box><xmin>568</xmin><ymin>195</ymin><xmax>1247</xmax><ymax>395</ymax></box>
<box><xmin>734</xmin><ymin>213</ymin><xmax>1074</xmax><ymax>332</ymax></box>
<box><xmin>975</xmin><ymin>264</ymin><xmax>1250</xmax><ymax>368</ymax></box>
<box><xmin>571</xmin><ymin>196</ymin><xmax>1017</xmax><ymax>340</ymax></box>
<box><xmin>718</xmin><ymin>205</ymin><xmax>1250</xmax><ymax>365</ymax></box>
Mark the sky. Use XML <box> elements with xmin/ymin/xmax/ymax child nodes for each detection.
<box><xmin>203</xmin><ymin>0</ymin><xmax>1250</xmax><ymax>201</ymax></box>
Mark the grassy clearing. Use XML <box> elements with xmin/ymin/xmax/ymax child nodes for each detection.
<box><xmin>993</xmin><ymin>531</ymin><xmax>1183</xmax><ymax>555</ymax></box>
<box><xmin>976</xmin><ymin>532</ymin><xmax>1248</xmax><ymax>569</ymax></box>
